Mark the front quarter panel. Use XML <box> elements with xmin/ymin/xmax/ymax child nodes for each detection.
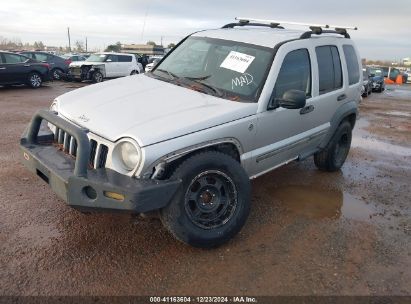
<box><xmin>139</xmin><ymin>113</ymin><xmax>258</xmax><ymax>178</ymax></box>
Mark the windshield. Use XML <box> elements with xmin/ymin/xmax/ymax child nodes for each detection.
<box><xmin>369</xmin><ymin>68</ymin><xmax>383</xmax><ymax>76</ymax></box>
<box><xmin>151</xmin><ymin>37</ymin><xmax>274</xmax><ymax>102</ymax></box>
<box><xmin>86</xmin><ymin>54</ymin><xmax>107</xmax><ymax>62</ymax></box>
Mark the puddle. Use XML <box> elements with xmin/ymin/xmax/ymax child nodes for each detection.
<box><xmin>384</xmin><ymin>111</ymin><xmax>411</xmax><ymax>118</ymax></box>
<box><xmin>274</xmin><ymin>186</ymin><xmax>374</xmax><ymax>221</ymax></box>
<box><xmin>384</xmin><ymin>86</ymin><xmax>411</xmax><ymax>100</ymax></box>
<box><xmin>352</xmin><ymin>118</ymin><xmax>411</xmax><ymax>156</ymax></box>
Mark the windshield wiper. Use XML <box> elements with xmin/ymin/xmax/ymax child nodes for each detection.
<box><xmin>189</xmin><ymin>79</ymin><xmax>223</xmax><ymax>97</ymax></box>
<box><xmin>184</xmin><ymin>75</ymin><xmax>211</xmax><ymax>81</ymax></box>
<box><xmin>154</xmin><ymin>68</ymin><xmax>178</xmax><ymax>80</ymax></box>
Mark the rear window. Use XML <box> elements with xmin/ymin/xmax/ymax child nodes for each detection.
<box><xmin>343</xmin><ymin>45</ymin><xmax>360</xmax><ymax>85</ymax></box>
<box><xmin>316</xmin><ymin>45</ymin><xmax>343</xmax><ymax>94</ymax></box>
<box><xmin>118</xmin><ymin>55</ymin><xmax>132</xmax><ymax>62</ymax></box>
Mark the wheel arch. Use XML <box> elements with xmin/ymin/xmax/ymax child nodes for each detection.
<box><xmin>143</xmin><ymin>138</ymin><xmax>243</xmax><ymax>180</ymax></box>
<box><xmin>319</xmin><ymin>101</ymin><xmax>358</xmax><ymax>149</ymax></box>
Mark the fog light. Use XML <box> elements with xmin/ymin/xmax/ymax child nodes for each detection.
<box><xmin>104</xmin><ymin>191</ymin><xmax>125</xmax><ymax>201</ymax></box>
<box><xmin>83</xmin><ymin>186</ymin><xmax>97</xmax><ymax>200</ymax></box>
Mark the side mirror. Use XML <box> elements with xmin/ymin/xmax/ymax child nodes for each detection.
<box><xmin>271</xmin><ymin>90</ymin><xmax>306</xmax><ymax>110</ymax></box>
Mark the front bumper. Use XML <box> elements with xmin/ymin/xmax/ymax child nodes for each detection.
<box><xmin>20</xmin><ymin>110</ymin><xmax>181</xmax><ymax>213</ymax></box>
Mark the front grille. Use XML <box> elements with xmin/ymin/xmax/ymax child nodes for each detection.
<box><xmin>52</xmin><ymin>126</ymin><xmax>108</xmax><ymax>169</ymax></box>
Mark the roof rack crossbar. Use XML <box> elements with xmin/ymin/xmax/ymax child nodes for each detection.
<box><xmin>222</xmin><ymin>22</ymin><xmax>283</xmax><ymax>29</ymax></box>
<box><xmin>300</xmin><ymin>29</ymin><xmax>352</xmax><ymax>39</ymax></box>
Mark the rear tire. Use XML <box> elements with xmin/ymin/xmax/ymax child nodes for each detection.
<box><xmin>51</xmin><ymin>68</ymin><xmax>63</xmax><ymax>80</ymax></box>
<box><xmin>314</xmin><ymin>121</ymin><xmax>352</xmax><ymax>172</ymax></box>
<box><xmin>27</xmin><ymin>72</ymin><xmax>42</xmax><ymax>88</ymax></box>
<box><xmin>160</xmin><ymin>151</ymin><xmax>251</xmax><ymax>248</ymax></box>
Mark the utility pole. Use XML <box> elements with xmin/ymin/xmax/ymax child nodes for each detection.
<box><xmin>161</xmin><ymin>36</ymin><xmax>163</xmax><ymax>47</ymax></box>
<box><xmin>85</xmin><ymin>37</ymin><xmax>88</xmax><ymax>52</ymax></box>
<box><xmin>67</xmin><ymin>27</ymin><xmax>71</xmax><ymax>52</ymax></box>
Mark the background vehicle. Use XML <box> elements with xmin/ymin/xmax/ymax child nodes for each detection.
<box><xmin>362</xmin><ymin>67</ymin><xmax>373</xmax><ymax>97</ymax></box>
<box><xmin>68</xmin><ymin>52</ymin><xmax>143</xmax><ymax>83</ymax></box>
<box><xmin>61</xmin><ymin>54</ymin><xmax>87</xmax><ymax>64</ymax></box>
<box><xmin>368</xmin><ymin>67</ymin><xmax>385</xmax><ymax>92</ymax></box>
<box><xmin>145</xmin><ymin>57</ymin><xmax>162</xmax><ymax>72</ymax></box>
<box><xmin>21</xmin><ymin>19</ymin><xmax>361</xmax><ymax>248</ymax></box>
<box><xmin>0</xmin><ymin>51</ymin><xmax>50</xmax><ymax>88</ymax></box>
<box><xmin>20</xmin><ymin>51</ymin><xmax>69</xmax><ymax>80</ymax></box>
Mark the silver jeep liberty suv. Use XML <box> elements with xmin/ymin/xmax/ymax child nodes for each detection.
<box><xmin>20</xmin><ymin>18</ymin><xmax>362</xmax><ymax>247</ymax></box>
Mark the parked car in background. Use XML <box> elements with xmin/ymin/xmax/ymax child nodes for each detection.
<box><xmin>20</xmin><ymin>51</ymin><xmax>69</xmax><ymax>80</ymax></box>
<box><xmin>362</xmin><ymin>67</ymin><xmax>373</xmax><ymax>97</ymax></box>
<box><xmin>145</xmin><ymin>57</ymin><xmax>162</xmax><ymax>72</ymax></box>
<box><xmin>68</xmin><ymin>52</ymin><xmax>143</xmax><ymax>83</ymax></box>
<box><xmin>368</xmin><ymin>67</ymin><xmax>385</xmax><ymax>92</ymax></box>
<box><xmin>0</xmin><ymin>51</ymin><xmax>51</xmax><ymax>88</ymax></box>
<box><xmin>61</xmin><ymin>54</ymin><xmax>87</xmax><ymax>64</ymax></box>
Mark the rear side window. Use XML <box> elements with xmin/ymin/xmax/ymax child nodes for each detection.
<box><xmin>106</xmin><ymin>55</ymin><xmax>118</xmax><ymax>62</ymax></box>
<box><xmin>273</xmin><ymin>48</ymin><xmax>311</xmax><ymax>99</ymax></box>
<box><xmin>118</xmin><ymin>55</ymin><xmax>132</xmax><ymax>62</ymax></box>
<box><xmin>35</xmin><ymin>53</ymin><xmax>49</xmax><ymax>62</ymax></box>
<box><xmin>316</xmin><ymin>45</ymin><xmax>343</xmax><ymax>94</ymax></box>
<box><xmin>343</xmin><ymin>45</ymin><xmax>360</xmax><ymax>85</ymax></box>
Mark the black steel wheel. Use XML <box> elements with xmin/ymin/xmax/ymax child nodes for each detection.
<box><xmin>184</xmin><ymin>170</ymin><xmax>238</xmax><ymax>229</ymax></box>
<box><xmin>160</xmin><ymin>151</ymin><xmax>251</xmax><ymax>248</ymax></box>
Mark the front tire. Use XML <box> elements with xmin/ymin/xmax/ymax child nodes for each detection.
<box><xmin>314</xmin><ymin>121</ymin><xmax>352</xmax><ymax>172</ymax></box>
<box><xmin>92</xmin><ymin>71</ymin><xmax>103</xmax><ymax>83</ymax></box>
<box><xmin>160</xmin><ymin>151</ymin><xmax>251</xmax><ymax>248</ymax></box>
<box><xmin>27</xmin><ymin>72</ymin><xmax>42</xmax><ymax>88</ymax></box>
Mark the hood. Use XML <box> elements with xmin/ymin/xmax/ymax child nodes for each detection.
<box><xmin>371</xmin><ymin>75</ymin><xmax>384</xmax><ymax>82</ymax></box>
<box><xmin>69</xmin><ymin>61</ymin><xmax>101</xmax><ymax>67</ymax></box>
<box><xmin>56</xmin><ymin>74</ymin><xmax>257</xmax><ymax>146</ymax></box>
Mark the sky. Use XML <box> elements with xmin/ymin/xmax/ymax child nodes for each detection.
<box><xmin>0</xmin><ymin>0</ymin><xmax>410</xmax><ymax>61</ymax></box>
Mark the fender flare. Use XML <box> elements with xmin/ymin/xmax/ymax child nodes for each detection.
<box><xmin>319</xmin><ymin>101</ymin><xmax>358</xmax><ymax>149</ymax></box>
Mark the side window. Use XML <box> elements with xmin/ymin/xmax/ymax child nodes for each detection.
<box><xmin>343</xmin><ymin>45</ymin><xmax>360</xmax><ymax>85</ymax></box>
<box><xmin>316</xmin><ymin>45</ymin><xmax>343</xmax><ymax>94</ymax></box>
<box><xmin>273</xmin><ymin>48</ymin><xmax>311</xmax><ymax>99</ymax></box>
<box><xmin>35</xmin><ymin>53</ymin><xmax>49</xmax><ymax>62</ymax></box>
<box><xmin>118</xmin><ymin>55</ymin><xmax>132</xmax><ymax>62</ymax></box>
<box><xmin>106</xmin><ymin>55</ymin><xmax>118</xmax><ymax>62</ymax></box>
<box><xmin>2</xmin><ymin>53</ymin><xmax>25</xmax><ymax>64</ymax></box>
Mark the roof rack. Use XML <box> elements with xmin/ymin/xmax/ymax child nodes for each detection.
<box><xmin>222</xmin><ymin>17</ymin><xmax>358</xmax><ymax>39</ymax></box>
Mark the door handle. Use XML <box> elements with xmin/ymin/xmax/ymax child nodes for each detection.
<box><xmin>337</xmin><ymin>94</ymin><xmax>347</xmax><ymax>101</ymax></box>
<box><xmin>0</xmin><ymin>67</ymin><xmax>6</xmax><ymax>70</ymax></box>
<box><xmin>300</xmin><ymin>104</ymin><xmax>314</xmax><ymax>115</ymax></box>
<box><xmin>24</xmin><ymin>64</ymin><xmax>31</xmax><ymax>67</ymax></box>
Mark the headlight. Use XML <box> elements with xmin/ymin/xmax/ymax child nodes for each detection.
<box><xmin>113</xmin><ymin>139</ymin><xmax>141</xmax><ymax>172</ymax></box>
<box><xmin>50</xmin><ymin>100</ymin><xmax>58</xmax><ymax>113</ymax></box>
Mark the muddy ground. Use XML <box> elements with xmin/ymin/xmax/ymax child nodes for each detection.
<box><xmin>0</xmin><ymin>81</ymin><xmax>410</xmax><ymax>296</ymax></box>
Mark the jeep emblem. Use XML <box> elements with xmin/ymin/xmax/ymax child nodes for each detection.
<box><xmin>78</xmin><ymin>114</ymin><xmax>90</xmax><ymax>122</ymax></box>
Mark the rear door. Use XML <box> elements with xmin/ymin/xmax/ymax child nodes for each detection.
<box><xmin>104</xmin><ymin>54</ymin><xmax>119</xmax><ymax>77</ymax></box>
<box><xmin>118</xmin><ymin>55</ymin><xmax>133</xmax><ymax>75</ymax></box>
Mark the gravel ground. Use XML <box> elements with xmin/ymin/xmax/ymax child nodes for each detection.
<box><xmin>0</xmin><ymin>81</ymin><xmax>410</xmax><ymax>296</ymax></box>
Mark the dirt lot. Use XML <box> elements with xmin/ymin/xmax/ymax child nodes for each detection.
<box><xmin>0</xmin><ymin>81</ymin><xmax>410</xmax><ymax>296</ymax></box>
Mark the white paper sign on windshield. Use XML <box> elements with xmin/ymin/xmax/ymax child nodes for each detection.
<box><xmin>220</xmin><ymin>51</ymin><xmax>255</xmax><ymax>74</ymax></box>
